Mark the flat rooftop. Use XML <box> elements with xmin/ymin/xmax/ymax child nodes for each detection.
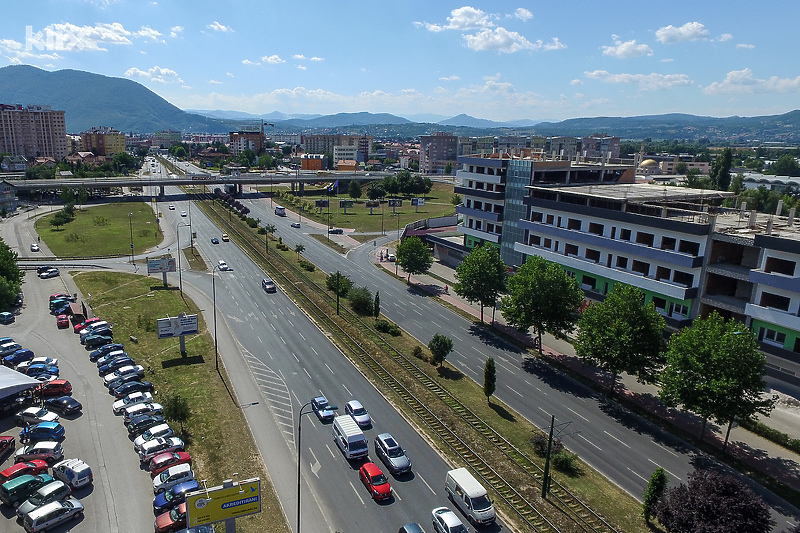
<box><xmin>527</xmin><ymin>183</ymin><xmax>734</xmax><ymax>203</ymax></box>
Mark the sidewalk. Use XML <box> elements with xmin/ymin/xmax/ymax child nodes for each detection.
<box><xmin>374</xmin><ymin>250</ymin><xmax>800</xmax><ymax>494</ymax></box>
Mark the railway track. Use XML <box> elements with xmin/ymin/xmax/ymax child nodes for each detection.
<box><xmin>197</xmin><ymin>196</ymin><xmax>621</xmax><ymax>533</ymax></box>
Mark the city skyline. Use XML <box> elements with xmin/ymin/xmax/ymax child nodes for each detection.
<box><xmin>2</xmin><ymin>1</ymin><xmax>799</xmax><ymax>123</ymax></box>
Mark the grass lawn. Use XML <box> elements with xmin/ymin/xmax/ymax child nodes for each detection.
<box><xmin>263</xmin><ymin>181</ymin><xmax>457</xmax><ymax>233</ymax></box>
<box><xmin>35</xmin><ymin>202</ymin><xmax>162</xmax><ymax>257</ymax></box>
<box><xmin>72</xmin><ymin>271</ymin><xmax>289</xmax><ymax>533</ymax></box>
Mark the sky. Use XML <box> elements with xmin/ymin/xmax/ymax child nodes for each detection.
<box><xmin>2</xmin><ymin>0</ymin><xmax>800</xmax><ymax>123</ymax></box>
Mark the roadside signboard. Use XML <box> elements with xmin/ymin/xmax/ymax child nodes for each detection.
<box><xmin>186</xmin><ymin>478</ymin><xmax>261</xmax><ymax>526</ymax></box>
<box><xmin>157</xmin><ymin>314</ymin><xmax>199</xmax><ymax>339</ymax></box>
<box><xmin>388</xmin><ymin>199</ymin><xmax>402</xmax><ymax>207</ymax></box>
<box><xmin>411</xmin><ymin>198</ymin><xmax>425</xmax><ymax>206</ymax></box>
<box><xmin>315</xmin><ymin>199</ymin><xmax>329</xmax><ymax>208</ymax></box>
<box><xmin>339</xmin><ymin>200</ymin><xmax>354</xmax><ymax>208</ymax></box>
<box><xmin>147</xmin><ymin>258</ymin><xmax>176</xmax><ymax>274</ymax></box>
<box><xmin>365</xmin><ymin>200</ymin><xmax>380</xmax><ymax>208</ymax></box>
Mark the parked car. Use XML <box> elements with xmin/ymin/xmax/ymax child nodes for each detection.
<box><xmin>95</xmin><ymin>351</ymin><xmax>129</xmax><ymax>368</ymax></box>
<box><xmin>18</xmin><ymin>358</ymin><xmax>58</xmax><ymax>373</ymax></box>
<box><xmin>25</xmin><ymin>364</ymin><xmax>59</xmax><ymax>379</ymax></box>
<box><xmin>0</xmin><ymin>473</ymin><xmax>54</xmax><ymax>507</ymax></box>
<box><xmin>84</xmin><ymin>334</ymin><xmax>113</xmax><ymax>348</ymax></box>
<box><xmin>19</xmin><ymin>422</ymin><xmax>65</xmax><ymax>443</ymax></box>
<box><xmin>122</xmin><ymin>402</ymin><xmax>163</xmax><ymax>424</ymax></box>
<box><xmin>112</xmin><ymin>380</ymin><xmax>154</xmax><ymax>398</ymax></box>
<box><xmin>15</xmin><ymin>407</ymin><xmax>58</xmax><ymax>426</ymax></box>
<box><xmin>344</xmin><ymin>399</ymin><xmax>371</xmax><ymax>428</ymax></box>
<box><xmin>49</xmin><ymin>294</ymin><xmax>75</xmax><ymax>303</ymax></box>
<box><xmin>103</xmin><ymin>364</ymin><xmax>145</xmax><ymax>385</ymax></box>
<box><xmin>387</xmin><ymin>253</ymin><xmax>397</xmax><ymax>262</ymax></box>
<box><xmin>79</xmin><ymin>320</ymin><xmax>109</xmax><ymax>336</ymax></box>
<box><xmin>0</xmin><ymin>460</ymin><xmax>47</xmax><ymax>484</ymax></box>
<box><xmin>312</xmin><ymin>396</ymin><xmax>336</xmax><ymax>422</ymax></box>
<box><xmin>14</xmin><ymin>441</ymin><xmax>64</xmax><ymax>464</ymax></box>
<box><xmin>149</xmin><ymin>452</ymin><xmax>192</xmax><ymax>477</ymax></box>
<box><xmin>374</xmin><ymin>433</ymin><xmax>412</xmax><ymax>475</ymax></box>
<box><xmin>139</xmin><ymin>437</ymin><xmax>184</xmax><ymax>464</ymax></box>
<box><xmin>18</xmin><ymin>498</ymin><xmax>83</xmax><ymax>530</ymax></box>
<box><xmin>73</xmin><ymin>318</ymin><xmax>102</xmax><ymax>334</ymax></box>
<box><xmin>38</xmin><ymin>268</ymin><xmax>60</xmax><ymax>279</ymax></box>
<box><xmin>4</xmin><ymin>349</ymin><xmax>35</xmax><ymax>366</ymax></box>
<box><xmin>431</xmin><ymin>507</ymin><xmax>468</xmax><ymax>533</ymax></box>
<box><xmin>126</xmin><ymin>414</ymin><xmax>166</xmax><ymax>436</ymax></box>
<box><xmin>89</xmin><ymin>343</ymin><xmax>124</xmax><ymax>362</ymax></box>
<box><xmin>43</xmin><ymin>396</ymin><xmax>82</xmax><ymax>416</ymax></box>
<box><xmin>0</xmin><ymin>312</ymin><xmax>14</xmax><ymax>324</ymax></box>
<box><xmin>134</xmin><ymin>424</ymin><xmax>174</xmax><ymax>452</ymax></box>
<box><xmin>152</xmin><ymin>479</ymin><xmax>200</xmax><ymax>514</ymax></box>
<box><xmin>15</xmin><ymin>479</ymin><xmax>72</xmax><ymax>519</ymax></box>
<box><xmin>81</xmin><ymin>327</ymin><xmax>112</xmax><ymax>344</ymax></box>
<box><xmin>174</xmin><ymin>526</ymin><xmax>215</xmax><ymax>533</ymax></box>
<box><xmin>56</xmin><ymin>315</ymin><xmax>69</xmax><ymax>328</ymax></box>
<box><xmin>328</xmin><ymin>228</ymin><xmax>344</xmax><ymax>234</ymax></box>
<box><xmin>49</xmin><ymin>299</ymin><xmax>70</xmax><ymax>312</ymax></box>
<box><xmin>51</xmin><ymin>459</ymin><xmax>93</xmax><ymax>489</ymax></box>
<box><xmin>359</xmin><ymin>462</ymin><xmax>392</xmax><ymax>501</ymax></box>
<box><xmin>112</xmin><ymin>391</ymin><xmax>153</xmax><ymax>414</ymax></box>
<box><xmin>153</xmin><ymin>464</ymin><xmax>194</xmax><ymax>494</ymax></box>
<box><xmin>0</xmin><ymin>435</ymin><xmax>13</xmax><ymax>457</ymax></box>
<box><xmin>34</xmin><ymin>380</ymin><xmax>71</xmax><ymax>398</ymax></box>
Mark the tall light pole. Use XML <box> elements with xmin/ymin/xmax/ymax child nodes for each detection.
<box><xmin>128</xmin><ymin>212</ymin><xmax>137</xmax><ymax>272</ymax></box>
<box><xmin>211</xmin><ymin>263</ymin><xmax>224</xmax><ymax>372</ymax></box>
<box><xmin>395</xmin><ymin>213</ymin><xmax>400</xmax><ymax>276</ymax></box>
<box><xmin>176</xmin><ymin>222</ymin><xmax>189</xmax><ymax>292</ymax></box>
<box><xmin>297</xmin><ymin>401</ymin><xmax>336</xmax><ymax>533</ymax></box>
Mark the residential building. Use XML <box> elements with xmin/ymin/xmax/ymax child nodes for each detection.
<box><xmin>581</xmin><ymin>133</ymin><xmax>620</xmax><ymax>160</ymax></box>
<box><xmin>497</xmin><ymin>136</ymin><xmax>528</xmax><ymax>153</ymax></box>
<box><xmin>0</xmin><ymin>180</ymin><xmax>16</xmax><ymax>213</ymax></box>
<box><xmin>152</xmin><ymin>130</ymin><xmax>182</xmax><ymax>148</ymax></box>
<box><xmin>301</xmin><ymin>153</ymin><xmax>327</xmax><ymax>171</ymax></box>
<box><xmin>303</xmin><ymin>134</ymin><xmax>373</xmax><ymax>162</ymax></box>
<box><xmin>80</xmin><ymin>126</ymin><xmax>125</xmax><ymax>156</ymax></box>
<box><xmin>0</xmin><ymin>104</ymin><xmax>67</xmax><ymax>160</ymax></box>
<box><xmin>659</xmin><ymin>159</ymin><xmax>710</xmax><ymax>174</ymax></box>
<box><xmin>420</xmin><ymin>132</ymin><xmax>458</xmax><ymax>175</ymax></box>
<box><xmin>229</xmin><ymin>130</ymin><xmax>264</xmax><ymax>156</ymax></box>
<box><xmin>1</xmin><ymin>155</ymin><xmax>27</xmax><ymax>172</ymax></box>
<box><xmin>334</xmin><ymin>145</ymin><xmax>359</xmax><ymax>163</ymax></box>
<box><xmin>337</xmin><ymin>160</ymin><xmax>359</xmax><ymax>172</ymax></box>
<box><xmin>547</xmin><ymin>136</ymin><xmax>579</xmax><ymax>159</ymax></box>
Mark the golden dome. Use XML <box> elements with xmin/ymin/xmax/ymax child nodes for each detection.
<box><xmin>640</xmin><ymin>159</ymin><xmax>657</xmax><ymax>167</ymax></box>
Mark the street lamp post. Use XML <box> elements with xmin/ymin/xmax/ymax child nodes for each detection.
<box><xmin>176</xmin><ymin>222</ymin><xmax>189</xmax><ymax>292</ymax></box>
<box><xmin>211</xmin><ymin>263</ymin><xmax>224</xmax><ymax>372</ymax></box>
<box><xmin>297</xmin><ymin>401</ymin><xmax>337</xmax><ymax>533</ymax></box>
<box><xmin>128</xmin><ymin>212</ymin><xmax>137</xmax><ymax>272</ymax></box>
<box><xmin>395</xmin><ymin>214</ymin><xmax>400</xmax><ymax>276</ymax></box>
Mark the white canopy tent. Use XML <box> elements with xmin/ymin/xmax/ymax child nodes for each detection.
<box><xmin>0</xmin><ymin>366</ymin><xmax>41</xmax><ymax>400</ymax></box>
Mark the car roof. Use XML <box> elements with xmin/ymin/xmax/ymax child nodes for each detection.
<box><xmin>433</xmin><ymin>507</ymin><xmax>462</xmax><ymax>526</ymax></box>
<box><xmin>347</xmin><ymin>399</ymin><xmax>363</xmax><ymax>409</ymax></box>
<box><xmin>361</xmin><ymin>462</ymin><xmax>382</xmax><ymax>475</ymax></box>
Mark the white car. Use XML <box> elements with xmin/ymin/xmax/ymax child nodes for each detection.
<box><xmin>16</xmin><ymin>407</ymin><xmax>59</xmax><ymax>425</ymax></box>
<box><xmin>138</xmin><ymin>437</ymin><xmax>184</xmax><ymax>463</ymax></box>
<box><xmin>79</xmin><ymin>320</ymin><xmax>108</xmax><ymax>336</ymax></box>
<box><xmin>168</xmin><ymin>204</ymin><xmax>175</xmax><ymax>210</ymax></box>
<box><xmin>134</xmin><ymin>423</ymin><xmax>174</xmax><ymax>452</ymax></box>
<box><xmin>123</xmin><ymin>402</ymin><xmax>163</xmax><ymax>424</ymax></box>
<box><xmin>112</xmin><ymin>391</ymin><xmax>153</xmax><ymax>414</ymax></box>
<box><xmin>180</xmin><ymin>211</ymin><xmax>187</xmax><ymax>217</ymax></box>
<box><xmin>102</xmin><ymin>365</ymin><xmax>145</xmax><ymax>385</ymax></box>
<box><xmin>30</xmin><ymin>243</ymin><xmax>40</xmax><ymax>252</ymax></box>
<box><xmin>387</xmin><ymin>253</ymin><xmax>397</xmax><ymax>262</ymax></box>
<box><xmin>432</xmin><ymin>507</ymin><xmax>469</xmax><ymax>533</ymax></box>
<box><xmin>51</xmin><ymin>458</ymin><xmax>93</xmax><ymax>489</ymax></box>
<box><xmin>217</xmin><ymin>260</ymin><xmax>230</xmax><ymax>271</ymax></box>
<box><xmin>153</xmin><ymin>463</ymin><xmax>194</xmax><ymax>494</ymax></box>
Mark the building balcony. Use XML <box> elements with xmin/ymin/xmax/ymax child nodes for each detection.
<box><xmin>700</xmin><ymin>294</ymin><xmax>748</xmax><ymax>315</ymax></box>
<box><xmin>456</xmin><ymin>169</ymin><xmax>503</xmax><ymax>185</ymax></box>
<box><xmin>459</xmin><ymin>224</ymin><xmax>500</xmax><ymax>244</ymax></box>
<box><xmin>745</xmin><ymin>303</ymin><xmax>800</xmax><ymax>332</ymax></box>
<box><xmin>749</xmin><ymin>270</ymin><xmax>800</xmax><ymax>293</ymax></box>
<box><xmin>454</xmin><ymin>186</ymin><xmax>505</xmax><ymax>201</ymax></box>
<box><xmin>514</xmin><ymin>242</ymin><xmax>696</xmax><ymax>300</ymax></box>
<box><xmin>456</xmin><ymin>205</ymin><xmax>503</xmax><ymax>222</ymax></box>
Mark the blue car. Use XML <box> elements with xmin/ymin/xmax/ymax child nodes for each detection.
<box><xmin>81</xmin><ymin>327</ymin><xmax>112</xmax><ymax>344</ymax></box>
<box><xmin>84</xmin><ymin>335</ymin><xmax>113</xmax><ymax>348</ymax></box>
<box><xmin>98</xmin><ymin>357</ymin><xmax>134</xmax><ymax>376</ymax></box>
<box><xmin>26</xmin><ymin>364</ymin><xmax>59</xmax><ymax>378</ymax></box>
<box><xmin>153</xmin><ymin>479</ymin><xmax>200</xmax><ymax>514</ymax></box>
<box><xmin>51</xmin><ymin>304</ymin><xmax>71</xmax><ymax>316</ymax></box>
<box><xmin>19</xmin><ymin>421</ymin><xmax>65</xmax><ymax>443</ymax></box>
<box><xmin>89</xmin><ymin>343</ymin><xmax>124</xmax><ymax>362</ymax></box>
<box><xmin>3</xmin><ymin>349</ymin><xmax>34</xmax><ymax>366</ymax></box>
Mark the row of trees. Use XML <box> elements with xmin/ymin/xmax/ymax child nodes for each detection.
<box><xmin>364</xmin><ymin>170</ymin><xmax>434</xmax><ymax>200</ymax></box>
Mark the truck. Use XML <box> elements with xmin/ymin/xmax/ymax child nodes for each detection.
<box><xmin>445</xmin><ymin>468</ymin><xmax>496</xmax><ymax>526</ymax></box>
<box><xmin>274</xmin><ymin>205</ymin><xmax>286</xmax><ymax>216</ymax></box>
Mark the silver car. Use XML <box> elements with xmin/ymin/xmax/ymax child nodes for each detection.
<box><xmin>374</xmin><ymin>433</ymin><xmax>412</xmax><ymax>475</ymax></box>
<box><xmin>344</xmin><ymin>400</ymin><xmax>371</xmax><ymax>428</ymax></box>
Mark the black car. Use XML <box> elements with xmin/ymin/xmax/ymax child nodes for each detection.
<box><xmin>89</xmin><ymin>343</ymin><xmax>124</xmax><ymax>362</ymax></box>
<box><xmin>126</xmin><ymin>413</ymin><xmax>165</xmax><ymax>436</ymax></box>
<box><xmin>112</xmin><ymin>380</ymin><xmax>154</xmax><ymax>399</ymax></box>
<box><xmin>328</xmin><ymin>228</ymin><xmax>344</xmax><ymax>234</ymax></box>
<box><xmin>44</xmin><ymin>396</ymin><xmax>83</xmax><ymax>416</ymax></box>
<box><xmin>36</xmin><ymin>265</ymin><xmax>56</xmax><ymax>274</ymax></box>
<box><xmin>98</xmin><ymin>357</ymin><xmax>134</xmax><ymax>376</ymax></box>
<box><xmin>105</xmin><ymin>373</ymin><xmax>141</xmax><ymax>391</ymax></box>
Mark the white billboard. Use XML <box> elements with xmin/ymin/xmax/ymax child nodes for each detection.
<box><xmin>157</xmin><ymin>314</ymin><xmax>199</xmax><ymax>339</ymax></box>
<box><xmin>148</xmin><ymin>258</ymin><xmax>177</xmax><ymax>274</ymax></box>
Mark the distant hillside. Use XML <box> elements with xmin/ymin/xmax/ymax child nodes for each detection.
<box><xmin>438</xmin><ymin>114</ymin><xmax>511</xmax><ymax>128</ymax></box>
<box><xmin>0</xmin><ymin>65</ymin><xmax>229</xmax><ymax>133</ymax></box>
<box><xmin>281</xmin><ymin>112</ymin><xmax>411</xmax><ymax>128</ymax></box>
<box><xmin>188</xmin><ymin>109</ymin><xmax>324</xmax><ymax>122</ymax></box>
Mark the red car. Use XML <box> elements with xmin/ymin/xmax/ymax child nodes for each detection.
<box><xmin>154</xmin><ymin>501</ymin><xmax>187</xmax><ymax>533</ymax></box>
<box><xmin>0</xmin><ymin>435</ymin><xmax>14</xmax><ymax>460</ymax></box>
<box><xmin>73</xmin><ymin>317</ymin><xmax>101</xmax><ymax>334</ymax></box>
<box><xmin>35</xmin><ymin>379</ymin><xmax>72</xmax><ymax>397</ymax></box>
<box><xmin>359</xmin><ymin>462</ymin><xmax>392</xmax><ymax>500</ymax></box>
<box><xmin>56</xmin><ymin>314</ymin><xmax>69</xmax><ymax>328</ymax></box>
<box><xmin>0</xmin><ymin>459</ymin><xmax>48</xmax><ymax>484</ymax></box>
<box><xmin>149</xmin><ymin>451</ymin><xmax>192</xmax><ymax>478</ymax></box>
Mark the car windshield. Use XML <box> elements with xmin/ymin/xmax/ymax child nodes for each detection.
<box><xmin>371</xmin><ymin>473</ymin><xmax>388</xmax><ymax>486</ymax></box>
<box><xmin>33</xmin><ymin>408</ymin><xmax>47</xmax><ymax>417</ymax></box>
<box><xmin>164</xmin><ymin>489</ymin><xmax>177</xmax><ymax>502</ymax></box>
<box><xmin>471</xmin><ymin>495</ymin><xmax>492</xmax><ymax>511</ymax></box>
<box><xmin>170</xmin><ymin>506</ymin><xmax>183</xmax><ymax>521</ymax></box>
<box><xmin>28</xmin><ymin>492</ymin><xmax>47</xmax><ymax>505</ymax></box>
<box><xmin>352</xmin><ymin>407</ymin><xmax>366</xmax><ymax>415</ymax></box>
<box><xmin>387</xmin><ymin>446</ymin><xmax>405</xmax><ymax>458</ymax></box>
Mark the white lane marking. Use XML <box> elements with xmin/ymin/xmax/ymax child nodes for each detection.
<box><xmin>418</xmin><ymin>473</ymin><xmax>435</xmax><ymax>494</ymax></box>
<box><xmin>578</xmin><ymin>434</ymin><xmax>601</xmax><ymax>450</ymax></box>
<box><xmin>566</xmin><ymin>407</ymin><xmax>589</xmax><ymax>422</ymax></box>
<box><xmin>325</xmin><ymin>363</ymin><xmax>334</xmax><ymax>374</ymax></box>
<box><xmin>627</xmin><ymin>467</ymin><xmax>648</xmax><ymax>482</ymax></box>
<box><xmin>603</xmin><ymin>431</ymin><xmax>631</xmax><ymax>448</ymax></box>
<box><xmin>654</xmin><ymin>441</ymin><xmax>680</xmax><ymax>457</ymax></box>
<box><xmin>303</xmin><ymin>368</ymin><xmax>311</xmax><ymax>379</ymax></box>
<box><xmin>325</xmin><ymin>444</ymin><xmax>336</xmax><ymax>458</ymax></box>
<box><xmin>349</xmin><ymin>481</ymin><xmax>365</xmax><ymax>505</ymax></box>
<box><xmin>293</xmin><ymin>353</ymin><xmax>299</xmax><ymax>363</ymax></box>
<box><xmin>507</xmin><ymin>385</ymin><xmax>523</xmax><ymax>397</ymax></box>
<box><xmin>392</xmin><ymin>488</ymin><xmax>401</xmax><ymax>501</ymax></box>
<box><xmin>298</xmin><ymin>332</ymin><xmax>306</xmax><ymax>341</ymax></box>
<box><xmin>342</xmin><ymin>383</ymin><xmax>352</xmax><ymax>396</ymax></box>
<box><xmin>311</xmin><ymin>347</ymin><xmax>318</xmax><ymax>356</ymax></box>
<box><xmin>647</xmin><ymin>459</ymin><xmax>681</xmax><ymax>481</ymax></box>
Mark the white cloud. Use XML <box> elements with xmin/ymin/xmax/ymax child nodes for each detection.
<box><xmin>736</xmin><ymin>43</ymin><xmax>755</xmax><ymax>49</ymax></box>
<box><xmin>181</xmin><ymin>85</ymin><xmax>191</xmax><ymax>90</ymax></box>
<box><xmin>540</xmin><ymin>37</ymin><xmax>566</xmax><ymax>51</ymax></box>
<box><xmin>297</xmin><ymin>65</ymin><xmax>307</xmax><ymax>71</ymax></box>
<box><xmin>655</xmin><ymin>22</ymin><xmax>709</xmax><ymax>44</ymax></box>
<box><xmin>226</xmin><ymin>72</ymin><xmax>234</xmax><ymax>77</ymax></box>
<box><xmin>418</xmin><ymin>6</ymin><xmax>494</xmax><ymax>32</ymax></box>
<box><xmin>703</xmin><ymin>68</ymin><xmax>800</xmax><ymax>95</ymax></box>
<box><xmin>601</xmin><ymin>35</ymin><xmax>652</xmax><ymax>59</ymax></box>
<box><xmin>124</xmin><ymin>65</ymin><xmax>183</xmax><ymax>84</ymax></box>
<box><xmin>208</xmin><ymin>79</ymin><xmax>222</xmax><ymax>85</ymax></box>
<box><xmin>208</xmin><ymin>21</ymin><xmax>232</xmax><ymax>33</ymax></box>
<box><xmin>293</xmin><ymin>54</ymin><xmax>306</xmax><ymax>60</ymax></box>
<box><xmin>242</xmin><ymin>59</ymin><xmax>260</xmax><ymax>66</ymax></box>
<box><xmin>464</xmin><ymin>27</ymin><xmax>536</xmax><ymax>53</ymax></box>
<box><xmin>439</xmin><ymin>75</ymin><xmax>460</xmax><ymax>81</ymax></box>
<box><xmin>483</xmin><ymin>73</ymin><xmax>502</xmax><ymax>81</ymax></box>
<box><xmin>170</xmin><ymin>26</ymin><xmax>183</xmax><ymax>38</ymax></box>
<box><xmin>134</xmin><ymin>26</ymin><xmax>163</xmax><ymax>43</ymax></box>
<box><xmin>570</xmin><ymin>79</ymin><xmax>583</xmax><ymax>85</ymax></box>
<box><xmin>660</xmin><ymin>58</ymin><xmax>674</xmax><ymax>63</ymax></box>
<box><xmin>584</xmin><ymin>70</ymin><xmax>693</xmax><ymax>90</ymax></box>
<box><xmin>261</xmin><ymin>54</ymin><xmax>284</xmax><ymax>64</ymax></box>
<box><xmin>514</xmin><ymin>8</ymin><xmax>533</xmax><ymax>21</ymax></box>
<box><xmin>310</xmin><ymin>56</ymin><xmax>324</xmax><ymax>62</ymax></box>
<box><xmin>0</xmin><ymin>38</ymin><xmax>62</xmax><ymax>61</ymax></box>
<box><xmin>717</xmin><ymin>33</ymin><xmax>733</xmax><ymax>42</ymax></box>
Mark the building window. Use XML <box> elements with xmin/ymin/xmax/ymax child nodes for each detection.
<box><xmin>652</xmin><ymin>297</ymin><xmax>667</xmax><ymax>311</ymax></box>
<box><xmin>762</xmin><ymin>328</ymin><xmax>787</xmax><ymax>347</ymax></box>
<box><xmin>585</xmin><ymin>249</ymin><xmax>601</xmax><ymax>263</ymax></box>
<box><xmin>661</xmin><ymin>236</ymin><xmax>677</xmax><ymax>251</ymax></box>
<box><xmin>631</xmin><ymin>260</ymin><xmax>649</xmax><ymax>276</ymax></box>
<box><xmin>673</xmin><ymin>270</ymin><xmax>694</xmax><ymax>287</ymax></box>
<box><xmin>565</xmin><ymin>243</ymin><xmax>578</xmax><ymax>256</ymax></box>
<box><xmin>475</xmin><ymin>220</ymin><xmax>482</xmax><ymax>230</ymax></box>
<box><xmin>616</xmin><ymin>256</ymin><xmax>628</xmax><ymax>269</ymax></box>
<box><xmin>588</xmin><ymin>222</ymin><xmax>604</xmax><ymax>236</ymax></box>
<box><xmin>636</xmin><ymin>232</ymin><xmax>655</xmax><ymax>247</ymax></box>
<box><xmin>620</xmin><ymin>228</ymin><xmax>632</xmax><ymax>241</ymax></box>
<box><xmin>581</xmin><ymin>275</ymin><xmax>597</xmax><ymax>290</ymax></box>
<box><xmin>759</xmin><ymin>292</ymin><xmax>792</xmax><ymax>312</ymax></box>
<box><xmin>546</xmin><ymin>214</ymin><xmax>555</xmax><ymax>225</ymax></box>
<box><xmin>567</xmin><ymin>218</ymin><xmax>581</xmax><ymax>230</ymax></box>
<box><xmin>487</xmin><ymin>223</ymin><xmax>494</xmax><ymax>234</ymax></box>
<box><xmin>673</xmin><ymin>304</ymin><xmax>689</xmax><ymax>317</ymax></box>
<box><xmin>656</xmin><ymin>266</ymin><xmax>671</xmax><ymax>281</ymax></box>
<box><xmin>765</xmin><ymin>257</ymin><xmax>796</xmax><ymax>276</ymax></box>
<box><xmin>543</xmin><ymin>238</ymin><xmax>552</xmax><ymax>249</ymax></box>
<box><xmin>529</xmin><ymin>235</ymin><xmax>541</xmax><ymax>246</ymax></box>
<box><xmin>678</xmin><ymin>240</ymin><xmax>700</xmax><ymax>256</ymax></box>
<box><xmin>532</xmin><ymin>211</ymin><xmax>543</xmax><ymax>223</ymax></box>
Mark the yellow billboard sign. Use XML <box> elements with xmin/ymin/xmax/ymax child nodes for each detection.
<box><xmin>186</xmin><ymin>478</ymin><xmax>261</xmax><ymax>526</ymax></box>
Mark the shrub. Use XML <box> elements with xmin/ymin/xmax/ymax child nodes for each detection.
<box><xmin>257</xmin><ymin>227</ymin><xmax>267</xmax><ymax>235</ymax></box>
<box><xmin>412</xmin><ymin>346</ymin><xmax>426</xmax><ymax>361</ymax></box>
<box><xmin>299</xmin><ymin>259</ymin><xmax>315</xmax><ymax>272</ymax></box>
<box><xmin>531</xmin><ymin>434</ymin><xmax>564</xmax><ymax>457</ymax></box>
<box><xmin>276</xmin><ymin>243</ymin><xmax>289</xmax><ymax>251</ymax></box>
<box><xmin>246</xmin><ymin>217</ymin><xmax>258</xmax><ymax>228</ymax></box>
<box><xmin>375</xmin><ymin>319</ymin><xmax>401</xmax><ymax>336</ymax></box>
<box><xmin>348</xmin><ymin>286</ymin><xmax>373</xmax><ymax>315</ymax></box>
<box><xmin>326</xmin><ymin>272</ymin><xmax>353</xmax><ymax>297</ymax></box>
<box><xmin>552</xmin><ymin>450</ymin><xmax>581</xmax><ymax>475</ymax></box>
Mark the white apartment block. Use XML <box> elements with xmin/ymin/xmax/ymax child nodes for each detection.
<box><xmin>0</xmin><ymin>104</ymin><xmax>67</xmax><ymax>160</ymax></box>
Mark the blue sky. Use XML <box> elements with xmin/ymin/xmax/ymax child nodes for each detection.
<box><xmin>2</xmin><ymin>0</ymin><xmax>799</xmax><ymax>122</ymax></box>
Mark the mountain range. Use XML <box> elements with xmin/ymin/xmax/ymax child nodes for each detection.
<box><xmin>1</xmin><ymin>65</ymin><xmax>799</xmax><ymax>142</ymax></box>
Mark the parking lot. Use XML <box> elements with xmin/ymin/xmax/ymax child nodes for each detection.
<box><xmin>0</xmin><ymin>271</ymin><xmax>155</xmax><ymax>532</ymax></box>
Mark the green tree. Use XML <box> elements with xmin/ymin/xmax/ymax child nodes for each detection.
<box><xmin>428</xmin><ymin>333</ymin><xmax>453</xmax><ymax>368</ymax></box>
<box><xmin>373</xmin><ymin>291</ymin><xmax>380</xmax><ymax>318</ymax></box>
<box><xmin>767</xmin><ymin>154</ymin><xmax>800</xmax><ymax>177</ymax></box>
<box><xmin>162</xmin><ymin>393</ymin><xmax>191</xmax><ymax>433</ymax></box>
<box><xmin>263</xmin><ymin>223</ymin><xmax>276</xmax><ymax>252</ymax></box>
<box><xmin>383</xmin><ymin>175</ymin><xmax>400</xmax><ymax>197</ymax></box>
<box><xmin>294</xmin><ymin>243</ymin><xmax>305</xmax><ymax>261</ymax></box>
<box><xmin>59</xmin><ymin>187</ymin><xmax>74</xmax><ymax>205</ymax></box>
<box><xmin>709</xmin><ymin>147</ymin><xmax>733</xmax><ymax>191</ymax></box>
<box><xmin>367</xmin><ymin>181</ymin><xmax>386</xmax><ymax>200</ymax></box>
<box><xmin>444</xmin><ymin>162</ymin><xmax>453</xmax><ymax>175</ymax></box>
<box><xmin>50</xmin><ymin>211</ymin><xmax>71</xmax><ymax>230</ymax></box>
<box><xmin>659</xmin><ymin>312</ymin><xmax>775</xmax><ymax>444</ymax></box>
<box><xmin>483</xmin><ymin>357</ymin><xmax>496</xmax><ymax>402</ymax></box>
<box><xmin>674</xmin><ymin>162</ymin><xmax>688</xmax><ymax>175</ymax></box>
<box><xmin>501</xmin><ymin>256</ymin><xmax>583</xmax><ymax>354</ymax></box>
<box><xmin>173</xmin><ymin>146</ymin><xmax>187</xmax><ymax>159</ymax></box>
<box><xmin>76</xmin><ymin>188</ymin><xmax>89</xmax><ymax>209</ymax></box>
<box><xmin>257</xmin><ymin>154</ymin><xmax>274</xmax><ymax>168</ymax></box>
<box><xmin>575</xmin><ymin>284</ymin><xmax>666</xmax><ymax>393</ymax></box>
<box><xmin>396</xmin><ymin>236</ymin><xmax>433</xmax><ymax>283</ymax></box>
<box><xmin>348</xmin><ymin>286</ymin><xmax>373</xmax><ymax>315</ymax></box>
<box><xmin>454</xmin><ymin>245</ymin><xmax>506</xmax><ymax>323</ymax></box>
<box><xmin>326</xmin><ymin>271</ymin><xmax>353</xmax><ymax>297</ymax></box>
<box><xmin>348</xmin><ymin>179</ymin><xmax>362</xmax><ymax>199</ymax></box>
<box><xmin>0</xmin><ymin>239</ymin><xmax>23</xmax><ymax>309</ymax></box>
<box><xmin>642</xmin><ymin>467</ymin><xmax>668</xmax><ymax>523</ymax></box>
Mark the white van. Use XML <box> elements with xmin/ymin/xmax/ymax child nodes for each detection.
<box><xmin>51</xmin><ymin>459</ymin><xmax>93</xmax><ymax>489</ymax></box>
<box><xmin>332</xmin><ymin>415</ymin><xmax>369</xmax><ymax>460</ymax></box>
<box><xmin>445</xmin><ymin>468</ymin><xmax>496</xmax><ymax>526</ymax></box>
